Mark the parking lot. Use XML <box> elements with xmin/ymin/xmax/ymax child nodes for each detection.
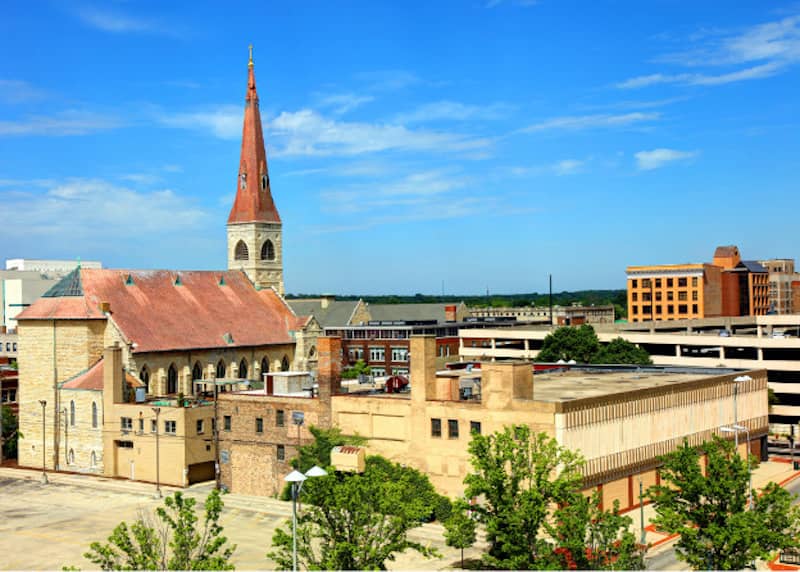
<box><xmin>0</xmin><ymin>469</ymin><xmax>470</xmax><ymax>570</ymax></box>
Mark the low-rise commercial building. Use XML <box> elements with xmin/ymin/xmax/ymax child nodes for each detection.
<box><xmin>469</xmin><ymin>304</ymin><xmax>615</xmax><ymax>325</ymax></box>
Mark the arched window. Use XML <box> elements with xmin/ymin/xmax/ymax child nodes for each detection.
<box><xmin>239</xmin><ymin>358</ymin><xmax>248</xmax><ymax>379</ymax></box>
<box><xmin>260</xmin><ymin>357</ymin><xmax>269</xmax><ymax>376</ymax></box>
<box><xmin>281</xmin><ymin>355</ymin><xmax>290</xmax><ymax>372</ymax></box>
<box><xmin>192</xmin><ymin>362</ymin><xmax>203</xmax><ymax>381</ymax></box>
<box><xmin>90</xmin><ymin>451</ymin><xmax>97</xmax><ymax>467</ymax></box>
<box><xmin>308</xmin><ymin>346</ymin><xmax>316</xmax><ymax>359</ymax></box>
<box><xmin>68</xmin><ymin>449</ymin><xmax>75</xmax><ymax>464</ymax></box>
<box><xmin>140</xmin><ymin>366</ymin><xmax>150</xmax><ymax>393</ymax></box>
<box><xmin>216</xmin><ymin>359</ymin><xmax>226</xmax><ymax>379</ymax></box>
<box><xmin>70</xmin><ymin>400</ymin><xmax>76</xmax><ymax>426</ymax></box>
<box><xmin>167</xmin><ymin>364</ymin><xmax>178</xmax><ymax>394</ymax></box>
<box><xmin>261</xmin><ymin>173</ymin><xmax>268</xmax><ymax>190</ymax></box>
<box><xmin>260</xmin><ymin>240</ymin><xmax>275</xmax><ymax>261</ymax></box>
<box><xmin>234</xmin><ymin>240</ymin><xmax>249</xmax><ymax>261</ymax></box>
<box><xmin>92</xmin><ymin>402</ymin><xmax>98</xmax><ymax>428</ymax></box>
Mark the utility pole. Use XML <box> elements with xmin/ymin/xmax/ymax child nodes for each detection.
<box><xmin>549</xmin><ymin>274</ymin><xmax>553</xmax><ymax>326</ymax></box>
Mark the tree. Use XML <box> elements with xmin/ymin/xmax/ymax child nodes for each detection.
<box><xmin>593</xmin><ymin>337</ymin><xmax>652</xmax><ymax>365</ymax></box>
<box><xmin>1</xmin><ymin>405</ymin><xmax>21</xmax><ymax>459</ymax></box>
<box><xmin>462</xmin><ymin>425</ymin><xmax>644</xmax><ymax>570</ymax></box>
<box><xmin>649</xmin><ymin>436</ymin><xmax>800</xmax><ymax>570</ymax></box>
<box><xmin>536</xmin><ymin>324</ymin><xmax>601</xmax><ymax>363</ymax></box>
<box><xmin>341</xmin><ymin>359</ymin><xmax>371</xmax><ymax>379</ymax></box>
<box><xmin>82</xmin><ymin>490</ymin><xmax>236</xmax><ymax>570</ymax></box>
<box><xmin>268</xmin><ymin>456</ymin><xmax>439</xmax><ymax>570</ymax></box>
<box><xmin>290</xmin><ymin>425</ymin><xmax>366</xmax><ymax>473</ymax></box>
<box><xmin>444</xmin><ymin>500</ymin><xmax>476</xmax><ymax>569</ymax></box>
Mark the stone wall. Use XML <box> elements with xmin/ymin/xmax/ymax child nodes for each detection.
<box><xmin>227</xmin><ymin>222</ymin><xmax>283</xmax><ymax>294</ymax></box>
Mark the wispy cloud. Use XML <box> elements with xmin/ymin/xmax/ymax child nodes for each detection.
<box><xmin>521</xmin><ymin>112</ymin><xmax>659</xmax><ymax>132</ymax></box>
<box><xmin>269</xmin><ymin>109</ymin><xmax>493</xmax><ymax>157</ymax></box>
<box><xmin>394</xmin><ymin>100</ymin><xmax>512</xmax><ymax>123</ymax></box>
<box><xmin>316</xmin><ymin>93</ymin><xmax>374</xmax><ymax>115</ymax></box>
<box><xmin>618</xmin><ymin>15</ymin><xmax>800</xmax><ymax>89</ymax></box>
<box><xmin>156</xmin><ymin>105</ymin><xmax>241</xmax><ymax>139</ymax></box>
<box><xmin>0</xmin><ymin>80</ymin><xmax>47</xmax><ymax>104</ymax></box>
<box><xmin>0</xmin><ymin>110</ymin><xmax>123</xmax><ymax>136</ymax></box>
<box><xmin>635</xmin><ymin>148</ymin><xmax>698</xmax><ymax>170</ymax></box>
<box><xmin>0</xmin><ymin>178</ymin><xmax>212</xmax><ymax>261</ymax></box>
<box><xmin>355</xmin><ymin>70</ymin><xmax>421</xmax><ymax>91</ymax></box>
<box><xmin>507</xmin><ymin>158</ymin><xmax>586</xmax><ymax>177</ymax></box>
<box><xmin>77</xmin><ymin>7</ymin><xmax>159</xmax><ymax>33</ymax></box>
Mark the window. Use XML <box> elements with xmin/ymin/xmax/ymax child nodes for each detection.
<box><xmin>277</xmin><ymin>444</ymin><xmax>285</xmax><ymax>461</ymax></box>
<box><xmin>667</xmin><ymin>278</ymin><xmax>674</xmax><ymax>287</ymax></box>
<box><xmin>239</xmin><ymin>358</ymin><xmax>248</xmax><ymax>379</ymax></box>
<box><xmin>369</xmin><ymin>347</ymin><xmax>385</xmax><ymax>362</ymax></box>
<box><xmin>151</xmin><ymin>419</ymin><xmax>158</xmax><ymax>433</ymax></box>
<box><xmin>260</xmin><ymin>357</ymin><xmax>269</xmax><ymax>375</ymax></box>
<box><xmin>642</xmin><ymin>292</ymin><xmax>651</xmax><ymax>302</ymax></box>
<box><xmin>470</xmin><ymin>421</ymin><xmax>482</xmax><ymax>435</ymax></box>
<box><xmin>655</xmin><ymin>291</ymin><xmax>662</xmax><ymax>301</ymax></box>
<box><xmin>667</xmin><ymin>291</ymin><xmax>674</xmax><ymax>301</ymax></box>
<box><xmin>90</xmin><ymin>451</ymin><xmax>97</xmax><ymax>467</ymax></box>
<box><xmin>692</xmin><ymin>304</ymin><xmax>698</xmax><ymax>314</ymax></box>
<box><xmin>431</xmin><ymin>418</ymin><xmax>442</xmax><ymax>438</ymax></box>
<box><xmin>138</xmin><ymin>418</ymin><xmax>144</xmax><ymax>433</ymax></box>
<box><xmin>678</xmin><ymin>304</ymin><xmax>688</xmax><ymax>314</ymax></box>
<box><xmin>140</xmin><ymin>366</ymin><xmax>150</xmax><ymax>392</ymax></box>
<box><xmin>276</xmin><ymin>409</ymin><xmax>285</xmax><ymax>427</ymax></box>
<box><xmin>120</xmin><ymin>417</ymin><xmax>132</xmax><ymax>431</ymax></box>
<box><xmin>632</xmin><ymin>305</ymin><xmax>638</xmax><ymax>315</ymax></box>
<box><xmin>643</xmin><ymin>305</ymin><xmax>652</xmax><ymax>315</ymax></box>
<box><xmin>348</xmin><ymin>348</ymin><xmax>364</xmax><ymax>361</ymax></box>
<box><xmin>216</xmin><ymin>360</ymin><xmax>226</xmax><ymax>379</ymax></box>
<box><xmin>260</xmin><ymin>240</ymin><xmax>275</xmax><ymax>261</ymax></box>
<box><xmin>255</xmin><ymin>417</ymin><xmax>264</xmax><ymax>433</ymax></box>
<box><xmin>692</xmin><ymin>290</ymin><xmax>698</xmax><ymax>301</ymax></box>
<box><xmin>117</xmin><ymin>440</ymin><xmax>134</xmax><ymax>449</ymax></box>
<box><xmin>655</xmin><ymin>279</ymin><xmax>662</xmax><ymax>288</ymax></box>
<box><xmin>390</xmin><ymin>347</ymin><xmax>408</xmax><ymax>362</ymax></box>
<box><xmin>167</xmin><ymin>364</ymin><xmax>178</xmax><ymax>394</ymax></box>
<box><xmin>68</xmin><ymin>449</ymin><xmax>74</xmax><ymax>464</ymax></box>
<box><xmin>678</xmin><ymin>291</ymin><xmax>687</xmax><ymax>301</ymax></box>
<box><xmin>668</xmin><ymin>305</ymin><xmax>674</xmax><ymax>314</ymax></box>
<box><xmin>371</xmin><ymin>367</ymin><xmax>386</xmax><ymax>376</ymax></box>
<box><xmin>691</xmin><ymin>276</ymin><xmax>698</xmax><ymax>287</ymax></box>
<box><xmin>678</xmin><ymin>277</ymin><xmax>687</xmax><ymax>287</ymax></box>
<box><xmin>234</xmin><ymin>240</ymin><xmax>249</xmax><ymax>261</ymax></box>
<box><xmin>448</xmin><ymin>419</ymin><xmax>459</xmax><ymax>439</ymax></box>
<box><xmin>642</xmin><ymin>279</ymin><xmax>652</xmax><ymax>288</ymax></box>
<box><xmin>164</xmin><ymin>420</ymin><xmax>177</xmax><ymax>435</ymax></box>
<box><xmin>192</xmin><ymin>362</ymin><xmax>203</xmax><ymax>381</ymax></box>
<box><xmin>197</xmin><ymin>419</ymin><xmax>205</xmax><ymax>435</ymax></box>
<box><xmin>631</xmin><ymin>279</ymin><xmax>638</xmax><ymax>288</ymax></box>
<box><xmin>92</xmin><ymin>402</ymin><xmax>98</xmax><ymax>428</ymax></box>
<box><xmin>224</xmin><ymin>415</ymin><xmax>232</xmax><ymax>431</ymax></box>
<box><xmin>631</xmin><ymin>292</ymin><xmax>638</xmax><ymax>301</ymax></box>
<box><xmin>655</xmin><ymin>305</ymin><xmax>662</xmax><ymax>314</ymax></box>
<box><xmin>281</xmin><ymin>356</ymin><xmax>290</xmax><ymax>372</ymax></box>
<box><xmin>70</xmin><ymin>400</ymin><xmax>76</xmax><ymax>426</ymax></box>
<box><xmin>261</xmin><ymin>173</ymin><xmax>268</xmax><ymax>190</ymax></box>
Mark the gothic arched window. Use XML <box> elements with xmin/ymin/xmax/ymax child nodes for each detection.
<box><xmin>281</xmin><ymin>355</ymin><xmax>290</xmax><ymax>372</ymax></box>
<box><xmin>140</xmin><ymin>366</ymin><xmax>150</xmax><ymax>392</ymax></box>
<box><xmin>192</xmin><ymin>362</ymin><xmax>203</xmax><ymax>381</ymax></box>
<box><xmin>234</xmin><ymin>240</ymin><xmax>249</xmax><ymax>261</ymax></box>
<box><xmin>167</xmin><ymin>364</ymin><xmax>178</xmax><ymax>394</ymax></box>
<box><xmin>92</xmin><ymin>402</ymin><xmax>98</xmax><ymax>428</ymax></box>
<box><xmin>260</xmin><ymin>357</ymin><xmax>269</xmax><ymax>375</ymax></box>
<box><xmin>70</xmin><ymin>400</ymin><xmax>76</xmax><ymax>426</ymax></box>
<box><xmin>260</xmin><ymin>240</ymin><xmax>275</xmax><ymax>261</ymax></box>
<box><xmin>239</xmin><ymin>358</ymin><xmax>248</xmax><ymax>379</ymax></box>
<box><xmin>216</xmin><ymin>359</ymin><xmax>226</xmax><ymax>379</ymax></box>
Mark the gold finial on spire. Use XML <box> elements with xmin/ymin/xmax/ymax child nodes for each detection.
<box><xmin>248</xmin><ymin>44</ymin><xmax>254</xmax><ymax>67</ymax></box>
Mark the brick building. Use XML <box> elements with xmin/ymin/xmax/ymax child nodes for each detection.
<box><xmin>627</xmin><ymin>245</ymin><xmax>769</xmax><ymax>322</ymax></box>
<box><xmin>758</xmin><ymin>258</ymin><xmax>800</xmax><ymax>314</ymax></box>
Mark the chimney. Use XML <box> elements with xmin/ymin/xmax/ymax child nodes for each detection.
<box><xmin>444</xmin><ymin>305</ymin><xmax>457</xmax><ymax>323</ymax></box>
<box><xmin>103</xmin><ymin>343</ymin><xmax>124</xmax><ymax>412</ymax></box>
<box><xmin>100</xmin><ymin>301</ymin><xmax>111</xmax><ymax>314</ymax></box>
<box><xmin>410</xmin><ymin>335</ymin><xmax>436</xmax><ymax>403</ymax></box>
<box><xmin>316</xmin><ymin>336</ymin><xmax>341</xmax><ymax>427</ymax></box>
<box><xmin>320</xmin><ymin>294</ymin><xmax>335</xmax><ymax>309</ymax></box>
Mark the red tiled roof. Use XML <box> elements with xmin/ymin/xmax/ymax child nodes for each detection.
<box><xmin>227</xmin><ymin>57</ymin><xmax>281</xmax><ymax>225</ymax></box>
<box><xmin>19</xmin><ymin>269</ymin><xmax>299</xmax><ymax>353</ymax></box>
<box><xmin>61</xmin><ymin>359</ymin><xmax>142</xmax><ymax>391</ymax></box>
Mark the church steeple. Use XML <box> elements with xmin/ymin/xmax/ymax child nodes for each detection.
<box><xmin>227</xmin><ymin>46</ymin><xmax>284</xmax><ymax>294</ymax></box>
<box><xmin>227</xmin><ymin>46</ymin><xmax>280</xmax><ymax>225</ymax></box>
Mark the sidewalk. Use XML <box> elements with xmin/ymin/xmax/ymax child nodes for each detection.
<box><xmin>627</xmin><ymin>459</ymin><xmax>800</xmax><ymax>555</ymax></box>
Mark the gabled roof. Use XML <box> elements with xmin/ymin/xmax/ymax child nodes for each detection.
<box><xmin>61</xmin><ymin>358</ymin><xmax>143</xmax><ymax>391</ymax></box>
<box><xmin>18</xmin><ymin>269</ymin><xmax>299</xmax><ymax>353</ymax></box>
<box><xmin>740</xmin><ymin>260</ymin><xmax>767</xmax><ymax>273</ymax></box>
<box><xmin>288</xmin><ymin>299</ymin><xmax>361</xmax><ymax>328</ymax></box>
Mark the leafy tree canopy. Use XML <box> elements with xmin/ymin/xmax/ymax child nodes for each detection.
<box><xmin>268</xmin><ymin>455</ymin><xmax>440</xmax><ymax>570</ymax></box>
<box><xmin>462</xmin><ymin>425</ymin><xmax>644</xmax><ymax>570</ymax></box>
<box><xmin>81</xmin><ymin>489</ymin><xmax>236</xmax><ymax>570</ymax></box>
<box><xmin>341</xmin><ymin>358</ymin><xmax>371</xmax><ymax>380</ymax></box>
<box><xmin>649</xmin><ymin>436</ymin><xmax>800</xmax><ymax>570</ymax></box>
<box><xmin>1</xmin><ymin>405</ymin><xmax>21</xmax><ymax>458</ymax></box>
<box><xmin>594</xmin><ymin>337</ymin><xmax>652</xmax><ymax>365</ymax></box>
<box><xmin>443</xmin><ymin>499</ymin><xmax>477</xmax><ymax>569</ymax></box>
<box><xmin>536</xmin><ymin>326</ymin><xmax>651</xmax><ymax>365</ymax></box>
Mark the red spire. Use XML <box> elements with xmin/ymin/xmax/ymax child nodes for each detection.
<box><xmin>227</xmin><ymin>46</ymin><xmax>281</xmax><ymax>224</ymax></box>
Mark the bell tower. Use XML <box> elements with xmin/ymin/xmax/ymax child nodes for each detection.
<box><xmin>227</xmin><ymin>46</ymin><xmax>284</xmax><ymax>294</ymax></box>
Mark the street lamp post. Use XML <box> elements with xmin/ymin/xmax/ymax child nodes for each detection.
<box><xmin>284</xmin><ymin>465</ymin><xmax>327</xmax><ymax>572</ymax></box>
<box><xmin>38</xmin><ymin>400</ymin><xmax>47</xmax><ymax>484</ymax></box>
<box><xmin>732</xmin><ymin>375</ymin><xmax>752</xmax><ymax>449</ymax></box>
<box><xmin>152</xmin><ymin>407</ymin><xmax>161</xmax><ymax>498</ymax></box>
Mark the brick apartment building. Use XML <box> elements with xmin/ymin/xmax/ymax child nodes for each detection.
<box><xmin>627</xmin><ymin>245</ymin><xmax>769</xmax><ymax>322</ymax></box>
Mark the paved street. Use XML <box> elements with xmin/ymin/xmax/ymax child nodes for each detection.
<box><xmin>0</xmin><ymin>469</ymin><xmax>478</xmax><ymax>570</ymax></box>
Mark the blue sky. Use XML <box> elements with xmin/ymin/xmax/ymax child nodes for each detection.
<box><xmin>1</xmin><ymin>1</ymin><xmax>799</xmax><ymax>295</ymax></box>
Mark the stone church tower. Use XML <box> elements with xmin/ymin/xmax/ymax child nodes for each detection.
<box><xmin>227</xmin><ymin>47</ymin><xmax>284</xmax><ymax>294</ymax></box>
